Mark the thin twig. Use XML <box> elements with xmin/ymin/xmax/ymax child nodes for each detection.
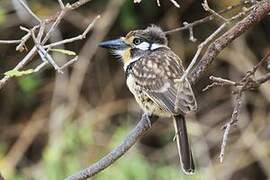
<box><xmin>180</xmin><ymin>23</ymin><xmax>227</xmax><ymax>82</ymax></box>
<box><xmin>0</xmin><ymin>40</ymin><xmax>21</xmax><ymax>44</ymax></box>
<box><xmin>33</xmin><ymin>62</ymin><xmax>47</xmax><ymax>72</ymax></box>
<box><xmin>42</xmin><ymin>10</ymin><xmax>67</xmax><ymax>44</ymax></box>
<box><xmin>256</xmin><ymin>73</ymin><xmax>270</xmax><ymax>84</ymax></box>
<box><xmin>189</xmin><ymin>0</ymin><xmax>270</xmax><ymax>84</ymax></box>
<box><xmin>202</xmin><ymin>0</ymin><xmax>228</xmax><ymax>22</ymax></box>
<box><xmin>17</xmin><ymin>0</ymin><xmax>41</xmax><ymax>22</ymax></box>
<box><xmin>58</xmin><ymin>0</ymin><xmax>65</xmax><ymax>9</ymax></box>
<box><xmin>156</xmin><ymin>0</ymin><xmax>161</xmax><ymax>7</ymax></box>
<box><xmin>183</xmin><ymin>22</ymin><xmax>197</xmax><ymax>42</ymax></box>
<box><xmin>175</xmin><ymin>23</ymin><xmax>227</xmax><ymax>111</ymax></box>
<box><xmin>69</xmin><ymin>0</ymin><xmax>93</xmax><ymax>10</ymax></box>
<box><xmin>59</xmin><ymin>56</ymin><xmax>79</xmax><ymax>70</ymax></box>
<box><xmin>44</xmin><ymin>15</ymin><xmax>100</xmax><ymax>49</ymax></box>
<box><xmin>165</xmin><ymin>1</ymin><xmax>251</xmax><ymax>34</ymax></box>
<box><xmin>202</xmin><ymin>76</ymin><xmax>239</xmax><ymax>91</ymax></box>
<box><xmin>0</xmin><ymin>0</ymin><xmax>100</xmax><ymax>90</ymax></box>
<box><xmin>0</xmin><ymin>47</ymin><xmax>37</xmax><ymax>89</ymax></box>
<box><xmin>169</xmin><ymin>0</ymin><xmax>180</xmax><ymax>8</ymax></box>
<box><xmin>219</xmin><ymin>92</ymin><xmax>242</xmax><ymax>163</ymax></box>
<box><xmin>204</xmin><ymin>52</ymin><xmax>270</xmax><ymax>163</ymax></box>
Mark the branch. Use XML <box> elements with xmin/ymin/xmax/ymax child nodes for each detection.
<box><xmin>17</xmin><ymin>0</ymin><xmax>41</xmax><ymax>22</ymax></box>
<box><xmin>134</xmin><ymin>0</ymin><xmax>180</xmax><ymax>8</ymax></box>
<box><xmin>0</xmin><ymin>1</ymin><xmax>99</xmax><ymax>90</ymax></box>
<box><xmin>164</xmin><ymin>1</ymin><xmax>251</xmax><ymax>34</ymax></box>
<box><xmin>189</xmin><ymin>0</ymin><xmax>270</xmax><ymax>84</ymax></box>
<box><xmin>65</xmin><ymin>114</ymin><xmax>158</xmax><ymax>180</ymax></box>
<box><xmin>219</xmin><ymin>92</ymin><xmax>242</xmax><ymax>163</ymax></box>
<box><xmin>66</xmin><ymin>1</ymin><xmax>270</xmax><ymax>179</ymax></box>
<box><xmin>203</xmin><ymin>52</ymin><xmax>270</xmax><ymax>162</ymax></box>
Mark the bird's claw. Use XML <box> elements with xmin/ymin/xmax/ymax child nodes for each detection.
<box><xmin>143</xmin><ymin>113</ymin><xmax>152</xmax><ymax>128</ymax></box>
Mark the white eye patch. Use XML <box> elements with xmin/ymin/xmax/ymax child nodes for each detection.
<box><xmin>135</xmin><ymin>42</ymin><xmax>150</xmax><ymax>50</ymax></box>
<box><xmin>150</xmin><ymin>43</ymin><xmax>164</xmax><ymax>50</ymax></box>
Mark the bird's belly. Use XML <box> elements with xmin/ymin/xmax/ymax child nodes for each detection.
<box><xmin>126</xmin><ymin>75</ymin><xmax>171</xmax><ymax>117</ymax></box>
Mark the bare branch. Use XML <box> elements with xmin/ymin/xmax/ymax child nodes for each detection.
<box><xmin>69</xmin><ymin>0</ymin><xmax>93</xmax><ymax>10</ymax></box>
<box><xmin>165</xmin><ymin>1</ymin><xmax>251</xmax><ymax>34</ymax></box>
<box><xmin>44</xmin><ymin>15</ymin><xmax>100</xmax><ymax>49</ymax></box>
<box><xmin>189</xmin><ymin>0</ymin><xmax>270</xmax><ymax>84</ymax></box>
<box><xmin>17</xmin><ymin>0</ymin><xmax>41</xmax><ymax>22</ymax></box>
<box><xmin>134</xmin><ymin>0</ymin><xmax>179</xmax><ymax>8</ymax></box>
<box><xmin>202</xmin><ymin>0</ymin><xmax>228</xmax><ymax>22</ymax></box>
<box><xmin>168</xmin><ymin>0</ymin><xmax>180</xmax><ymax>8</ymax></box>
<box><xmin>0</xmin><ymin>0</ymin><xmax>99</xmax><ymax>90</ymax></box>
<box><xmin>58</xmin><ymin>0</ymin><xmax>65</xmax><ymax>9</ymax></box>
<box><xmin>0</xmin><ymin>47</ymin><xmax>37</xmax><ymax>89</ymax></box>
<box><xmin>59</xmin><ymin>56</ymin><xmax>79</xmax><ymax>70</ymax></box>
<box><xmin>183</xmin><ymin>22</ymin><xmax>197</xmax><ymax>42</ymax></box>
<box><xmin>0</xmin><ymin>40</ymin><xmax>21</xmax><ymax>44</ymax></box>
<box><xmin>65</xmin><ymin>114</ymin><xmax>158</xmax><ymax>180</ymax></box>
<box><xmin>219</xmin><ymin>92</ymin><xmax>242</xmax><ymax>163</ymax></box>
<box><xmin>180</xmin><ymin>23</ymin><xmax>227</xmax><ymax>82</ymax></box>
<box><xmin>256</xmin><ymin>73</ymin><xmax>270</xmax><ymax>84</ymax></box>
<box><xmin>204</xmin><ymin>52</ymin><xmax>270</xmax><ymax>163</ymax></box>
<box><xmin>42</xmin><ymin>10</ymin><xmax>67</xmax><ymax>44</ymax></box>
<box><xmin>156</xmin><ymin>0</ymin><xmax>161</xmax><ymax>7</ymax></box>
<box><xmin>202</xmin><ymin>76</ymin><xmax>238</xmax><ymax>91</ymax></box>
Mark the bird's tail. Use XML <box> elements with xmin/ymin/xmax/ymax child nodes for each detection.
<box><xmin>173</xmin><ymin>114</ymin><xmax>195</xmax><ymax>175</ymax></box>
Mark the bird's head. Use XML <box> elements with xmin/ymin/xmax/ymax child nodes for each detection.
<box><xmin>99</xmin><ymin>25</ymin><xmax>168</xmax><ymax>68</ymax></box>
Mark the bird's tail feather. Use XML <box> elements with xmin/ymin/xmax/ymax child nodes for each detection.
<box><xmin>173</xmin><ymin>114</ymin><xmax>195</xmax><ymax>175</ymax></box>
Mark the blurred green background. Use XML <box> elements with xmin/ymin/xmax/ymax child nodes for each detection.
<box><xmin>0</xmin><ymin>0</ymin><xmax>270</xmax><ymax>179</ymax></box>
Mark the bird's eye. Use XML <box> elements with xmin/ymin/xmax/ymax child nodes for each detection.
<box><xmin>133</xmin><ymin>38</ymin><xmax>143</xmax><ymax>45</ymax></box>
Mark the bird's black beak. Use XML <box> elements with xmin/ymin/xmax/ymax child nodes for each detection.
<box><xmin>98</xmin><ymin>38</ymin><xmax>128</xmax><ymax>49</ymax></box>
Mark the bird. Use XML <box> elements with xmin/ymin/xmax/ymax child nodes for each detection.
<box><xmin>99</xmin><ymin>25</ymin><xmax>197</xmax><ymax>175</ymax></box>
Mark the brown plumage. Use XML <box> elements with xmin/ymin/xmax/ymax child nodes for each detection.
<box><xmin>99</xmin><ymin>25</ymin><xmax>197</xmax><ymax>175</ymax></box>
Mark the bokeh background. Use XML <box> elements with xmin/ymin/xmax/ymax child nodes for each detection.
<box><xmin>0</xmin><ymin>0</ymin><xmax>270</xmax><ymax>179</ymax></box>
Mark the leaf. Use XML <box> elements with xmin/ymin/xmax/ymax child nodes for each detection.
<box><xmin>50</xmin><ymin>49</ymin><xmax>76</xmax><ymax>56</ymax></box>
<box><xmin>4</xmin><ymin>69</ymin><xmax>34</xmax><ymax>77</ymax></box>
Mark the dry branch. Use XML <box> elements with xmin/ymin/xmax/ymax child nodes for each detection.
<box><xmin>204</xmin><ymin>52</ymin><xmax>270</xmax><ymax>162</ymax></box>
<box><xmin>134</xmin><ymin>0</ymin><xmax>180</xmax><ymax>8</ymax></box>
<box><xmin>0</xmin><ymin>1</ymin><xmax>99</xmax><ymax>90</ymax></box>
<box><xmin>189</xmin><ymin>0</ymin><xmax>270</xmax><ymax>84</ymax></box>
<box><xmin>164</xmin><ymin>1</ymin><xmax>251</xmax><ymax>34</ymax></box>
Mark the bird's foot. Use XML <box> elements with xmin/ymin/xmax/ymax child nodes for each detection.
<box><xmin>143</xmin><ymin>113</ymin><xmax>152</xmax><ymax>128</ymax></box>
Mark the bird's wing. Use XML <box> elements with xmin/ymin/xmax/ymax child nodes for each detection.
<box><xmin>132</xmin><ymin>48</ymin><xmax>197</xmax><ymax>114</ymax></box>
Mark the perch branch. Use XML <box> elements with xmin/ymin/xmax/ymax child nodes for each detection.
<box><xmin>65</xmin><ymin>114</ymin><xmax>158</xmax><ymax>180</ymax></box>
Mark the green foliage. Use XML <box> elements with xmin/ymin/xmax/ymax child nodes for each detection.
<box><xmin>4</xmin><ymin>69</ymin><xmax>34</xmax><ymax>77</ymax></box>
<box><xmin>18</xmin><ymin>74</ymin><xmax>40</xmax><ymax>94</ymax></box>
<box><xmin>96</xmin><ymin>153</ymin><xmax>151</xmax><ymax>180</ymax></box>
<box><xmin>50</xmin><ymin>49</ymin><xmax>76</xmax><ymax>56</ymax></box>
<box><xmin>42</xmin><ymin>121</ymin><xmax>93</xmax><ymax>180</ymax></box>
